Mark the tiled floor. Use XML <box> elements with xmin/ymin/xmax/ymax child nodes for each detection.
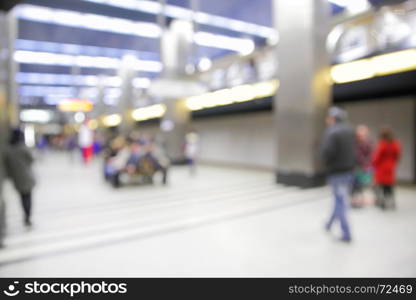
<box><xmin>0</xmin><ymin>153</ymin><xmax>415</xmax><ymax>277</ymax></box>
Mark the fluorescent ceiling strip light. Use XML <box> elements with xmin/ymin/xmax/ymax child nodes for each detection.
<box><xmin>194</xmin><ymin>32</ymin><xmax>255</xmax><ymax>54</ymax></box>
<box><xmin>16</xmin><ymin>39</ymin><xmax>158</xmax><ymax>59</ymax></box>
<box><xmin>19</xmin><ymin>85</ymin><xmax>77</xmax><ymax>97</ymax></box>
<box><xmin>331</xmin><ymin>49</ymin><xmax>416</xmax><ymax>83</ymax></box>
<box><xmin>15</xmin><ymin>5</ymin><xmax>259</xmax><ymax>53</ymax></box>
<box><xmin>82</xmin><ymin>0</ymin><xmax>276</xmax><ymax>39</ymax></box>
<box><xmin>14</xmin><ymin>50</ymin><xmax>162</xmax><ymax>73</ymax></box>
<box><xmin>16</xmin><ymin>73</ymin><xmax>152</xmax><ymax>90</ymax></box>
<box><xmin>16</xmin><ymin>5</ymin><xmax>161</xmax><ymax>38</ymax></box>
<box><xmin>16</xmin><ymin>72</ymin><xmax>126</xmax><ymax>87</ymax></box>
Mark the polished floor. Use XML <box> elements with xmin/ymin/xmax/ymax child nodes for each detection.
<box><xmin>0</xmin><ymin>153</ymin><xmax>415</xmax><ymax>277</ymax></box>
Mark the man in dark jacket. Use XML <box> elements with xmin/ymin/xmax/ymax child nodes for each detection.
<box><xmin>4</xmin><ymin>129</ymin><xmax>36</xmax><ymax>227</ymax></box>
<box><xmin>321</xmin><ymin>107</ymin><xmax>356</xmax><ymax>242</ymax></box>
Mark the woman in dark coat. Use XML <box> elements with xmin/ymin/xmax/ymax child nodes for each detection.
<box><xmin>372</xmin><ymin>127</ymin><xmax>401</xmax><ymax>209</ymax></box>
<box><xmin>4</xmin><ymin>128</ymin><xmax>36</xmax><ymax>226</ymax></box>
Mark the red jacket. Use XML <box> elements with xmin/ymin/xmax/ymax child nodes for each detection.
<box><xmin>372</xmin><ymin>140</ymin><xmax>401</xmax><ymax>185</ymax></box>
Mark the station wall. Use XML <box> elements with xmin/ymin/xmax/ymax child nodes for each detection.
<box><xmin>341</xmin><ymin>97</ymin><xmax>415</xmax><ymax>183</ymax></box>
<box><xmin>140</xmin><ymin>97</ymin><xmax>415</xmax><ymax>182</ymax></box>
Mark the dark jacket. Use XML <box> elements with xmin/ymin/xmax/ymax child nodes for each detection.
<box><xmin>321</xmin><ymin>122</ymin><xmax>357</xmax><ymax>175</ymax></box>
<box><xmin>4</xmin><ymin>144</ymin><xmax>35</xmax><ymax>193</ymax></box>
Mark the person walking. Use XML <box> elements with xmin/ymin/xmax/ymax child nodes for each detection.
<box><xmin>372</xmin><ymin>127</ymin><xmax>401</xmax><ymax>210</ymax></box>
<box><xmin>4</xmin><ymin>128</ymin><xmax>36</xmax><ymax>227</ymax></box>
<box><xmin>321</xmin><ymin>107</ymin><xmax>357</xmax><ymax>243</ymax></box>
<box><xmin>78</xmin><ymin>121</ymin><xmax>94</xmax><ymax>164</ymax></box>
<box><xmin>184</xmin><ymin>130</ymin><xmax>200</xmax><ymax>176</ymax></box>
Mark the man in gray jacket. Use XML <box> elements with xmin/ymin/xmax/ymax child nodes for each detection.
<box><xmin>4</xmin><ymin>129</ymin><xmax>36</xmax><ymax>227</ymax></box>
<box><xmin>321</xmin><ymin>107</ymin><xmax>356</xmax><ymax>242</ymax></box>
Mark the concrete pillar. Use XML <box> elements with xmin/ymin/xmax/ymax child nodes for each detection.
<box><xmin>93</xmin><ymin>75</ymin><xmax>108</xmax><ymax>119</ymax></box>
<box><xmin>274</xmin><ymin>0</ymin><xmax>332</xmax><ymax>187</ymax></box>
<box><xmin>118</xmin><ymin>56</ymin><xmax>137</xmax><ymax>134</ymax></box>
<box><xmin>7</xmin><ymin>8</ymin><xmax>18</xmax><ymax>127</ymax></box>
<box><xmin>161</xmin><ymin>99</ymin><xmax>191</xmax><ymax>163</ymax></box>
<box><xmin>0</xmin><ymin>11</ymin><xmax>10</xmax><ymax>245</ymax></box>
<box><xmin>159</xmin><ymin>20</ymin><xmax>194</xmax><ymax>163</ymax></box>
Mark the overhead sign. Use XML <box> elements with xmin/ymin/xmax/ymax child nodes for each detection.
<box><xmin>58</xmin><ymin>99</ymin><xmax>93</xmax><ymax>112</ymax></box>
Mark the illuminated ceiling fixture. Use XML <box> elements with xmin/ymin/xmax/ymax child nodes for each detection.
<box><xmin>185</xmin><ymin>79</ymin><xmax>279</xmax><ymax>111</ymax></box>
<box><xmin>81</xmin><ymin>0</ymin><xmax>276</xmax><ymax>39</ymax></box>
<box><xmin>15</xmin><ymin>73</ymin><xmax>129</xmax><ymax>88</ymax></box>
<box><xmin>101</xmin><ymin>114</ymin><xmax>122</xmax><ymax>127</ymax></box>
<box><xmin>13</xmin><ymin>50</ymin><xmax>162</xmax><ymax>73</ymax></box>
<box><xmin>131</xmin><ymin>104</ymin><xmax>166</xmax><ymax>122</ymax></box>
<box><xmin>58</xmin><ymin>99</ymin><xmax>94</xmax><ymax>112</ymax></box>
<box><xmin>15</xmin><ymin>39</ymin><xmax>158</xmax><ymax>60</ymax></box>
<box><xmin>74</xmin><ymin>112</ymin><xmax>86</xmax><ymax>123</ymax></box>
<box><xmin>15</xmin><ymin>5</ymin><xmax>259</xmax><ymax>54</ymax></box>
<box><xmin>371</xmin><ymin>50</ymin><xmax>416</xmax><ymax>76</ymax></box>
<box><xmin>198</xmin><ymin>57</ymin><xmax>212</xmax><ymax>72</ymax></box>
<box><xmin>331</xmin><ymin>49</ymin><xmax>416</xmax><ymax>84</ymax></box>
<box><xmin>330</xmin><ymin>59</ymin><xmax>374</xmax><ymax>83</ymax></box>
<box><xmin>19</xmin><ymin>85</ymin><xmax>76</xmax><ymax>97</ymax></box>
<box><xmin>20</xmin><ymin>109</ymin><xmax>53</xmax><ymax>123</ymax></box>
<box><xmin>16</xmin><ymin>5</ymin><xmax>161</xmax><ymax>38</ymax></box>
<box><xmin>193</xmin><ymin>32</ymin><xmax>255</xmax><ymax>55</ymax></box>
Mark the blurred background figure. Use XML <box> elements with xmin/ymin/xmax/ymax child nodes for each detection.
<box><xmin>35</xmin><ymin>134</ymin><xmax>49</xmax><ymax>161</ymax></box>
<box><xmin>184</xmin><ymin>130</ymin><xmax>200</xmax><ymax>176</ymax></box>
<box><xmin>351</xmin><ymin>125</ymin><xmax>374</xmax><ymax>208</ymax></box>
<box><xmin>322</xmin><ymin>107</ymin><xmax>356</xmax><ymax>243</ymax></box>
<box><xmin>92</xmin><ymin>133</ymin><xmax>104</xmax><ymax>156</ymax></box>
<box><xmin>4</xmin><ymin>128</ymin><xmax>36</xmax><ymax>227</ymax></box>
<box><xmin>78</xmin><ymin>120</ymin><xmax>94</xmax><ymax>164</ymax></box>
<box><xmin>65</xmin><ymin>134</ymin><xmax>78</xmax><ymax>162</ymax></box>
<box><xmin>0</xmin><ymin>165</ymin><xmax>5</xmax><ymax>247</ymax></box>
<box><xmin>125</xmin><ymin>142</ymin><xmax>144</xmax><ymax>176</ymax></box>
<box><xmin>372</xmin><ymin>127</ymin><xmax>402</xmax><ymax>210</ymax></box>
<box><xmin>103</xmin><ymin>136</ymin><xmax>125</xmax><ymax>181</ymax></box>
<box><xmin>105</xmin><ymin>138</ymin><xmax>131</xmax><ymax>188</ymax></box>
<box><xmin>142</xmin><ymin>138</ymin><xmax>169</xmax><ymax>185</ymax></box>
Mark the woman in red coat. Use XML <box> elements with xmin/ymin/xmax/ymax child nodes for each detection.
<box><xmin>372</xmin><ymin>127</ymin><xmax>401</xmax><ymax>209</ymax></box>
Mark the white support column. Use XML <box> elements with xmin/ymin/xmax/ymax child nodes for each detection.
<box><xmin>274</xmin><ymin>0</ymin><xmax>332</xmax><ymax>187</ymax></box>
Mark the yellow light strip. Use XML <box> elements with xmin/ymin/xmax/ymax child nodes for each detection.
<box><xmin>331</xmin><ymin>49</ymin><xmax>416</xmax><ymax>84</ymax></box>
<box><xmin>101</xmin><ymin>114</ymin><xmax>122</xmax><ymax>127</ymax></box>
<box><xmin>58</xmin><ymin>99</ymin><xmax>93</xmax><ymax>112</ymax></box>
<box><xmin>185</xmin><ymin>79</ymin><xmax>279</xmax><ymax>111</ymax></box>
<box><xmin>131</xmin><ymin>104</ymin><xmax>166</xmax><ymax>121</ymax></box>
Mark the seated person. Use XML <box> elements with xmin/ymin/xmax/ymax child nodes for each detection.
<box><xmin>142</xmin><ymin>140</ymin><xmax>169</xmax><ymax>185</ymax></box>
<box><xmin>125</xmin><ymin>142</ymin><xmax>144</xmax><ymax>175</ymax></box>
<box><xmin>106</xmin><ymin>141</ymin><xmax>132</xmax><ymax>188</ymax></box>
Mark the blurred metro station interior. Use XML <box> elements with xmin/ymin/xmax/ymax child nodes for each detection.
<box><xmin>0</xmin><ymin>0</ymin><xmax>415</xmax><ymax>277</ymax></box>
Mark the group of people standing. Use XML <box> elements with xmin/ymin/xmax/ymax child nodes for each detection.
<box><xmin>321</xmin><ymin>107</ymin><xmax>401</xmax><ymax>243</ymax></box>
